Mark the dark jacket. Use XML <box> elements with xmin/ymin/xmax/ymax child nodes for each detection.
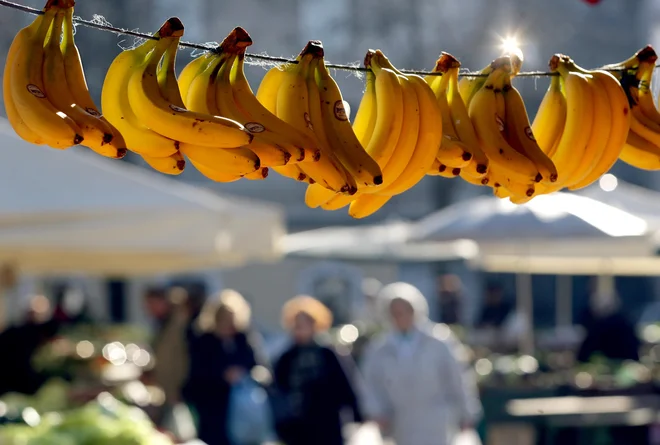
<box><xmin>273</xmin><ymin>342</ymin><xmax>362</xmax><ymax>445</ymax></box>
<box><xmin>183</xmin><ymin>331</ymin><xmax>261</xmax><ymax>445</ymax></box>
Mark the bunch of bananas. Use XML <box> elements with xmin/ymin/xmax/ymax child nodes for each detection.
<box><xmin>4</xmin><ymin>0</ymin><xmax>126</xmax><ymax>158</ymax></box>
<box><xmin>607</xmin><ymin>46</ymin><xmax>660</xmax><ymax>170</ymax></box>
<box><xmin>102</xmin><ymin>19</ymin><xmax>256</xmax><ymax>177</ymax></box>
<box><xmin>530</xmin><ymin>53</ymin><xmax>630</xmax><ymax>194</ymax></box>
<box><xmin>256</xmin><ymin>41</ymin><xmax>385</xmax><ymax>200</ymax></box>
<box><xmin>177</xmin><ymin>27</ymin><xmax>324</xmax><ymax>181</ymax></box>
<box><xmin>300</xmin><ymin>48</ymin><xmax>442</xmax><ymax>218</ymax></box>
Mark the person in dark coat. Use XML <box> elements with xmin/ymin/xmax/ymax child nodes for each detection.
<box><xmin>183</xmin><ymin>289</ymin><xmax>266</xmax><ymax>445</ymax></box>
<box><xmin>273</xmin><ymin>295</ymin><xmax>362</xmax><ymax>445</ymax></box>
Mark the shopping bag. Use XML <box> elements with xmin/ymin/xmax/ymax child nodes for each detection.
<box><xmin>227</xmin><ymin>375</ymin><xmax>275</xmax><ymax>445</ymax></box>
<box><xmin>453</xmin><ymin>429</ymin><xmax>483</xmax><ymax>445</ymax></box>
<box><xmin>161</xmin><ymin>403</ymin><xmax>197</xmax><ymax>442</ymax></box>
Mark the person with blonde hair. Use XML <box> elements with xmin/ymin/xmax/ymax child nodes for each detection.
<box><xmin>361</xmin><ymin>282</ymin><xmax>482</xmax><ymax>445</ymax></box>
<box><xmin>272</xmin><ymin>295</ymin><xmax>362</xmax><ymax>445</ymax></box>
<box><xmin>183</xmin><ymin>289</ymin><xmax>266</xmax><ymax>445</ymax></box>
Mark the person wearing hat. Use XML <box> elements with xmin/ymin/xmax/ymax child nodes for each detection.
<box><xmin>272</xmin><ymin>295</ymin><xmax>363</xmax><ymax>445</ymax></box>
<box><xmin>361</xmin><ymin>282</ymin><xmax>482</xmax><ymax>445</ymax></box>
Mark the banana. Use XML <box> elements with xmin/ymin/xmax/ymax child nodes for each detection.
<box><xmin>230</xmin><ymin>48</ymin><xmax>313</xmax><ymax>163</ymax></box>
<box><xmin>428</xmin><ymin>159</ymin><xmax>461</xmax><ymax>178</ymax></box>
<box><xmin>274</xmin><ymin>42</ymin><xmax>356</xmax><ymax>194</ymax></box>
<box><xmin>489</xmin><ymin>167</ymin><xmax>535</xmax><ymax>198</ymax></box>
<box><xmin>314</xmin><ymin>57</ymin><xmax>382</xmax><ymax>187</ymax></box>
<box><xmin>141</xmin><ymin>152</ymin><xmax>186</xmax><ymax>175</ymax></box>
<box><xmin>157</xmin><ymin>39</ymin><xmax>187</xmax><ymax>109</ymax></box>
<box><xmin>502</xmin><ymin>72</ymin><xmax>558</xmax><ymax>184</ymax></box>
<box><xmin>256</xmin><ymin>64</ymin><xmax>287</xmax><ymax>113</ymax></box>
<box><xmin>44</xmin><ymin>9</ymin><xmax>124</xmax><ymax>159</ymax></box>
<box><xmin>178</xmin><ymin>142</ymin><xmax>260</xmax><ymax>176</ymax></box>
<box><xmin>214</xmin><ymin>53</ymin><xmax>291</xmax><ymax>167</ymax></box>
<box><xmin>619</xmin><ymin>131</ymin><xmax>660</xmax><ymax>170</ymax></box>
<box><xmin>3</xmin><ymin>10</ymin><xmax>45</xmax><ymax>145</ymax></box>
<box><xmin>188</xmin><ymin>157</ymin><xmax>241</xmax><ymax>182</ymax></box>
<box><xmin>178</xmin><ymin>52</ymin><xmax>213</xmax><ymax>103</ymax></box>
<box><xmin>102</xmin><ymin>35</ymin><xmax>179</xmax><ymax>157</ymax></box>
<box><xmin>348</xmin><ymin>194</ymin><xmax>392</xmax><ymax>219</ymax></box>
<box><xmin>531</xmin><ymin>74</ymin><xmax>566</xmax><ymax>157</ymax></box>
<box><xmin>458</xmin><ymin>62</ymin><xmax>493</xmax><ymax>108</ymax></box>
<box><xmin>356</xmin><ymin>72</ymin><xmax>443</xmax><ymax>200</ymax></box>
<box><xmin>431</xmin><ymin>53</ymin><xmax>489</xmax><ymax>177</ymax></box>
<box><xmin>312</xmin><ymin>50</ymin><xmax>418</xmax><ymax>210</ymax></box>
<box><xmin>541</xmin><ymin>55</ymin><xmax>595</xmax><ymax>192</ymax></box>
<box><xmin>59</xmin><ymin>5</ymin><xmax>128</xmax><ymax>158</ymax></box>
<box><xmin>558</xmin><ymin>59</ymin><xmax>612</xmax><ymax>188</ymax></box>
<box><xmin>568</xmin><ymin>65</ymin><xmax>630</xmax><ymax>190</ymax></box>
<box><xmin>352</xmin><ymin>70</ymin><xmax>377</xmax><ymax>147</ymax></box>
<box><xmin>245</xmin><ymin>167</ymin><xmax>269</xmax><ymax>180</ymax></box>
<box><xmin>127</xmin><ymin>18</ymin><xmax>252</xmax><ymax>148</ymax></box>
<box><xmin>8</xmin><ymin>3</ymin><xmax>83</xmax><ymax>148</ymax></box>
<box><xmin>362</xmin><ymin>50</ymin><xmax>405</xmax><ymax>168</ymax></box>
<box><xmin>468</xmin><ymin>57</ymin><xmax>539</xmax><ymax>183</ymax></box>
<box><xmin>303</xmin><ymin>54</ymin><xmax>358</xmax><ymax>193</ymax></box>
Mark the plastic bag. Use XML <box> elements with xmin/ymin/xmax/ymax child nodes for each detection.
<box><xmin>227</xmin><ymin>376</ymin><xmax>275</xmax><ymax>445</ymax></box>
<box><xmin>161</xmin><ymin>403</ymin><xmax>197</xmax><ymax>442</ymax></box>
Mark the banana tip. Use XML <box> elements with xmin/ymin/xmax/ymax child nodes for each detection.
<box><xmin>301</xmin><ymin>40</ymin><xmax>324</xmax><ymax>57</ymax></box>
<box><xmin>476</xmin><ymin>164</ymin><xmax>488</xmax><ymax>174</ymax></box>
<box><xmin>364</xmin><ymin>49</ymin><xmax>376</xmax><ymax>68</ymax></box>
<box><xmin>116</xmin><ymin>149</ymin><xmax>128</xmax><ymax>159</ymax></box>
<box><xmin>373</xmin><ymin>175</ymin><xmax>383</xmax><ymax>186</ymax></box>
<box><xmin>176</xmin><ymin>160</ymin><xmax>186</xmax><ymax>170</ymax></box>
<box><xmin>637</xmin><ymin>45</ymin><xmax>658</xmax><ymax>63</ymax></box>
<box><xmin>434</xmin><ymin>52</ymin><xmax>461</xmax><ymax>73</ymax></box>
<box><xmin>158</xmin><ymin>17</ymin><xmax>184</xmax><ymax>38</ymax></box>
<box><xmin>220</xmin><ymin>27</ymin><xmax>253</xmax><ymax>52</ymax></box>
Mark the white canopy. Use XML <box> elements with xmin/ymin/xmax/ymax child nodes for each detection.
<box><xmin>410</xmin><ymin>192</ymin><xmax>655</xmax><ymax>275</ymax></box>
<box><xmin>280</xmin><ymin>220</ymin><xmax>478</xmax><ymax>262</ymax></box>
<box><xmin>0</xmin><ymin>118</ymin><xmax>285</xmax><ymax>276</ymax></box>
<box><xmin>576</xmin><ymin>175</ymin><xmax>660</xmax><ymax>229</ymax></box>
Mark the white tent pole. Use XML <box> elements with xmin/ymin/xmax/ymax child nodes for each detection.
<box><xmin>555</xmin><ymin>275</ymin><xmax>573</xmax><ymax>328</ymax></box>
<box><xmin>516</xmin><ymin>272</ymin><xmax>534</xmax><ymax>355</ymax></box>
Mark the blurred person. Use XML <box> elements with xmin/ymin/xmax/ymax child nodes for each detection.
<box><xmin>0</xmin><ymin>295</ymin><xmax>59</xmax><ymax>396</ymax></box>
<box><xmin>183</xmin><ymin>289</ymin><xmax>266</xmax><ymax>445</ymax></box>
<box><xmin>51</xmin><ymin>284</ymin><xmax>90</xmax><ymax>325</ymax></box>
<box><xmin>361</xmin><ymin>282</ymin><xmax>482</xmax><ymax>445</ymax></box>
<box><xmin>577</xmin><ymin>289</ymin><xmax>640</xmax><ymax>362</ymax></box>
<box><xmin>437</xmin><ymin>274</ymin><xmax>463</xmax><ymax>325</ymax></box>
<box><xmin>476</xmin><ymin>281</ymin><xmax>512</xmax><ymax>328</ymax></box>
<box><xmin>142</xmin><ymin>286</ymin><xmax>191</xmax><ymax>428</ymax></box>
<box><xmin>272</xmin><ymin>295</ymin><xmax>363</xmax><ymax>445</ymax></box>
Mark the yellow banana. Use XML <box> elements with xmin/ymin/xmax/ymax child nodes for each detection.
<box><xmin>489</xmin><ymin>168</ymin><xmax>535</xmax><ymax>198</ymax></box>
<box><xmin>188</xmin><ymin>158</ymin><xmax>242</xmax><ymax>182</ymax></box>
<box><xmin>542</xmin><ymin>55</ymin><xmax>595</xmax><ymax>192</ymax></box>
<box><xmin>9</xmin><ymin>4</ymin><xmax>83</xmax><ymax>148</ymax></box>
<box><xmin>558</xmin><ymin>59</ymin><xmax>612</xmax><ymax>188</ymax></box>
<box><xmin>157</xmin><ymin>38</ymin><xmax>187</xmax><ymax>109</ymax></box>
<box><xmin>127</xmin><ymin>19</ymin><xmax>252</xmax><ymax>148</ymax></box>
<box><xmin>178</xmin><ymin>143</ymin><xmax>260</xmax><ymax>175</ymax></box>
<box><xmin>141</xmin><ymin>152</ymin><xmax>186</xmax><ymax>175</ymax></box>
<box><xmin>348</xmin><ymin>194</ymin><xmax>391</xmax><ymax>219</ymax></box>
<box><xmin>178</xmin><ymin>52</ymin><xmax>213</xmax><ymax>104</ymax></box>
<box><xmin>428</xmin><ymin>160</ymin><xmax>461</xmax><ymax>178</ymax></box>
<box><xmin>352</xmin><ymin>69</ymin><xmax>377</xmax><ymax>147</ymax></box>
<box><xmin>3</xmin><ymin>8</ymin><xmax>45</xmax><ymax>145</ymax></box>
<box><xmin>502</xmin><ymin>72</ymin><xmax>558</xmax><ymax>184</ymax></box>
<box><xmin>245</xmin><ymin>167</ymin><xmax>269</xmax><ymax>180</ymax></box>
<box><xmin>213</xmin><ymin>52</ymin><xmax>291</xmax><ymax>167</ymax></box>
<box><xmin>274</xmin><ymin>43</ymin><xmax>356</xmax><ymax>194</ymax></box>
<box><xmin>447</xmin><ymin>68</ymin><xmax>489</xmax><ymax>177</ymax></box>
<box><xmin>458</xmin><ymin>62</ymin><xmax>493</xmax><ymax>108</ymax></box>
<box><xmin>59</xmin><ymin>6</ymin><xmax>127</xmax><ymax>158</ymax></box>
<box><xmin>568</xmin><ymin>67</ymin><xmax>630</xmax><ymax>190</ymax></box>
<box><xmin>468</xmin><ymin>57</ymin><xmax>539</xmax><ymax>183</ymax></box>
<box><xmin>531</xmin><ymin>74</ymin><xmax>566</xmax><ymax>157</ymax></box>
<box><xmin>230</xmin><ymin>48</ymin><xmax>313</xmax><ymax>163</ymax></box>
<box><xmin>256</xmin><ymin>65</ymin><xmax>287</xmax><ymax>113</ymax></box>
<box><xmin>619</xmin><ymin>131</ymin><xmax>660</xmax><ymax>170</ymax></box>
<box><xmin>44</xmin><ymin>10</ymin><xmax>123</xmax><ymax>159</ymax></box>
<box><xmin>102</xmin><ymin>34</ymin><xmax>179</xmax><ymax>157</ymax></box>
<box><xmin>364</xmin><ymin>74</ymin><xmax>443</xmax><ymax>197</ymax></box>
<box><xmin>362</xmin><ymin>50</ymin><xmax>404</xmax><ymax>168</ymax></box>
<box><xmin>314</xmin><ymin>57</ymin><xmax>382</xmax><ymax>187</ymax></box>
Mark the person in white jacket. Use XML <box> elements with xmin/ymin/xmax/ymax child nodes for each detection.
<box><xmin>361</xmin><ymin>282</ymin><xmax>482</xmax><ymax>445</ymax></box>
